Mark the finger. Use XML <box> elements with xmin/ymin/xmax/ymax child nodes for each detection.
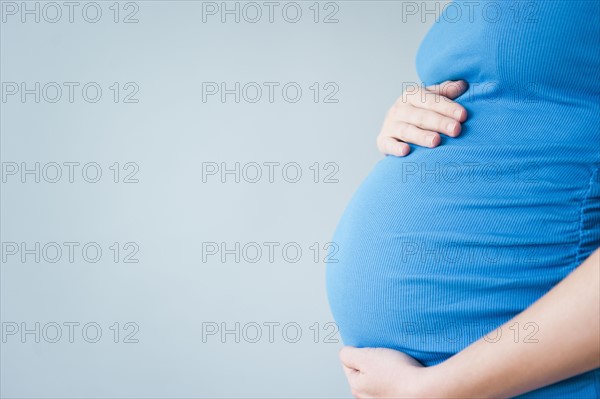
<box><xmin>341</xmin><ymin>364</ymin><xmax>363</xmax><ymax>399</ymax></box>
<box><xmin>376</xmin><ymin>136</ymin><xmax>411</xmax><ymax>157</ymax></box>
<box><xmin>342</xmin><ymin>364</ymin><xmax>360</xmax><ymax>381</ymax></box>
<box><xmin>423</xmin><ymin>80</ymin><xmax>468</xmax><ymax>122</ymax></box>
<box><xmin>426</xmin><ymin>79</ymin><xmax>468</xmax><ymax>100</ymax></box>
<box><xmin>385</xmin><ymin>121</ymin><xmax>440</xmax><ymax>148</ymax></box>
<box><xmin>408</xmin><ymin>90</ymin><xmax>467</xmax><ymax>122</ymax></box>
<box><xmin>340</xmin><ymin>346</ymin><xmax>375</xmax><ymax>371</ymax></box>
<box><xmin>339</xmin><ymin>346</ymin><xmax>360</xmax><ymax>370</ymax></box>
<box><xmin>400</xmin><ymin>105</ymin><xmax>462</xmax><ymax>137</ymax></box>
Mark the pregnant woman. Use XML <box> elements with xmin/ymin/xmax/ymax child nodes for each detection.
<box><xmin>326</xmin><ymin>1</ymin><xmax>599</xmax><ymax>398</ymax></box>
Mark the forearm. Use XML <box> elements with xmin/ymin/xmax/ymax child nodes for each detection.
<box><xmin>430</xmin><ymin>248</ymin><xmax>600</xmax><ymax>398</ymax></box>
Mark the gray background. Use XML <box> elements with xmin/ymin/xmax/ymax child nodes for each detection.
<box><xmin>0</xmin><ymin>1</ymin><xmax>437</xmax><ymax>397</ymax></box>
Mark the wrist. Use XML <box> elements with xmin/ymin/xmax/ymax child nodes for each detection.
<box><xmin>416</xmin><ymin>360</ymin><xmax>465</xmax><ymax>399</ymax></box>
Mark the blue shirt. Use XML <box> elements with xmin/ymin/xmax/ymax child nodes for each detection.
<box><xmin>326</xmin><ymin>1</ymin><xmax>600</xmax><ymax>397</ymax></box>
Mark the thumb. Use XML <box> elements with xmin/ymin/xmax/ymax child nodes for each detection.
<box><xmin>339</xmin><ymin>346</ymin><xmax>373</xmax><ymax>371</ymax></box>
<box><xmin>426</xmin><ymin>79</ymin><xmax>468</xmax><ymax>99</ymax></box>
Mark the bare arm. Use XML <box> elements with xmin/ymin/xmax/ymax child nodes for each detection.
<box><xmin>430</xmin><ymin>248</ymin><xmax>600</xmax><ymax>398</ymax></box>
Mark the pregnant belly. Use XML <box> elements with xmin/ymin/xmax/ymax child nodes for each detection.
<box><xmin>326</xmin><ymin>143</ymin><xmax>593</xmax><ymax>366</ymax></box>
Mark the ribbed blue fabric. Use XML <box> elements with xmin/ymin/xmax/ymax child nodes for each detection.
<box><xmin>326</xmin><ymin>1</ymin><xmax>600</xmax><ymax>397</ymax></box>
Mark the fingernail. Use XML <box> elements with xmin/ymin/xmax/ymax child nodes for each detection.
<box><xmin>447</xmin><ymin>122</ymin><xmax>456</xmax><ymax>134</ymax></box>
<box><xmin>454</xmin><ymin>109</ymin><xmax>462</xmax><ymax>120</ymax></box>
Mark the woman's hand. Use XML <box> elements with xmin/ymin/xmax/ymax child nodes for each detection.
<box><xmin>377</xmin><ymin>80</ymin><xmax>469</xmax><ymax>156</ymax></box>
<box><xmin>339</xmin><ymin>346</ymin><xmax>440</xmax><ymax>399</ymax></box>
